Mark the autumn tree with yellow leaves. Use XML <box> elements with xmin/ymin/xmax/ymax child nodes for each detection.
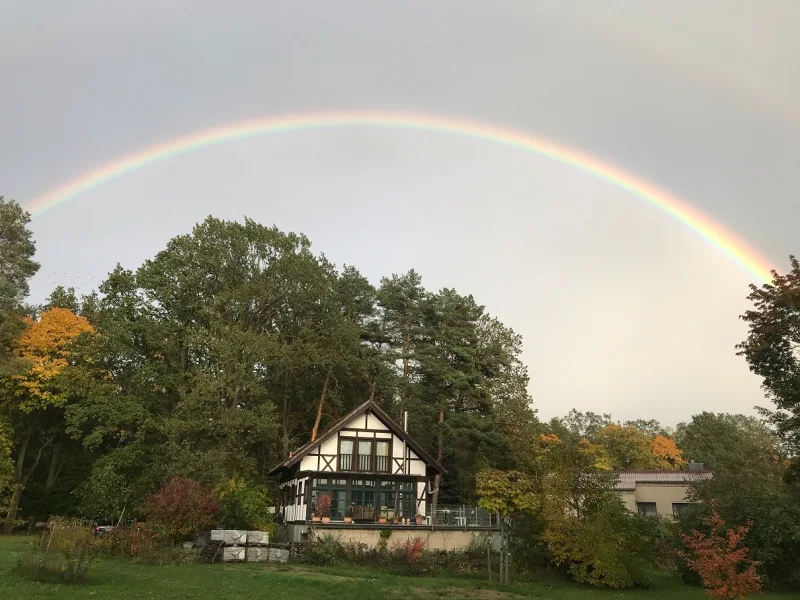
<box><xmin>2</xmin><ymin>308</ymin><xmax>97</xmax><ymax>533</ymax></box>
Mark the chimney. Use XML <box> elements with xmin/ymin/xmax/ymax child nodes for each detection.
<box><xmin>688</xmin><ymin>461</ymin><xmax>704</xmax><ymax>472</ymax></box>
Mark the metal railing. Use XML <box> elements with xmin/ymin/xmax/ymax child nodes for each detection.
<box><xmin>424</xmin><ymin>504</ymin><xmax>500</xmax><ymax>528</ymax></box>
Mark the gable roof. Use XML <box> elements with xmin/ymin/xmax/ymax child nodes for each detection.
<box><xmin>613</xmin><ymin>469</ymin><xmax>713</xmax><ymax>491</ymax></box>
<box><xmin>268</xmin><ymin>399</ymin><xmax>445</xmax><ymax>476</ymax></box>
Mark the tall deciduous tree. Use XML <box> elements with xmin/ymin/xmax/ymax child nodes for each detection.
<box><xmin>738</xmin><ymin>256</ymin><xmax>800</xmax><ymax>449</ymax></box>
<box><xmin>0</xmin><ymin>197</ymin><xmax>39</xmax><ymax>369</ymax></box>
<box><xmin>2</xmin><ymin>308</ymin><xmax>97</xmax><ymax>532</ymax></box>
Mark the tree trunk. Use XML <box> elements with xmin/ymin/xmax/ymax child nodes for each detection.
<box><xmin>4</xmin><ymin>424</ymin><xmax>50</xmax><ymax>534</ymax></box>
<box><xmin>430</xmin><ymin>407</ymin><xmax>445</xmax><ymax>516</ymax></box>
<box><xmin>45</xmin><ymin>435</ymin><xmax>62</xmax><ymax>491</ymax></box>
<box><xmin>281</xmin><ymin>372</ymin><xmax>290</xmax><ymax>458</ymax></box>
<box><xmin>311</xmin><ymin>373</ymin><xmax>330</xmax><ymax>442</ymax></box>
<box><xmin>399</xmin><ymin>327</ymin><xmax>410</xmax><ymax>420</ymax></box>
<box><xmin>3</xmin><ymin>486</ymin><xmax>23</xmax><ymax>535</ymax></box>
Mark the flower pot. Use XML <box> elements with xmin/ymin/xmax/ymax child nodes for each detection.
<box><xmin>344</xmin><ymin>517</ymin><xmax>352</xmax><ymax>524</ymax></box>
<box><xmin>321</xmin><ymin>517</ymin><xmax>331</xmax><ymax>524</ymax></box>
<box><xmin>312</xmin><ymin>516</ymin><xmax>321</xmax><ymax>522</ymax></box>
<box><xmin>378</xmin><ymin>517</ymin><xmax>386</xmax><ymax>524</ymax></box>
<box><xmin>415</xmin><ymin>516</ymin><xmax>424</xmax><ymax>525</ymax></box>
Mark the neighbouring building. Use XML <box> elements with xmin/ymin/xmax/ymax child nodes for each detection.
<box><xmin>268</xmin><ymin>399</ymin><xmax>500</xmax><ymax>550</ymax></box>
<box><xmin>614</xmin><ymin>464</ymin><xmax>713</xmax><ymax>517</ymax></box>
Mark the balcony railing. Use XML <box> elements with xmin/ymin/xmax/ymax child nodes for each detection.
<box><xmin>424</xmin><ymin>504</ymin><xmax>500</xmax><ymax>528</ymax></box>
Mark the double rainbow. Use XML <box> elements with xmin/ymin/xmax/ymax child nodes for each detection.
<box><xmin>28</xmin><ymin>111</ymin><xmax>774</xmax><ymax>284</ymax></box>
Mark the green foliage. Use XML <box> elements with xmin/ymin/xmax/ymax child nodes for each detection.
<box><xmin>674</xmin><ymin>412</ymin><xmax>800</xmax><ymax>590</ymax></box>
<box><xmin>0</xmin><ymin>196</ymin><xmax>40</xmax><ymax>368</ymax></box>
<box><xmin>216</xmin><ymin>478</ymin><xmax>273</xmax><ymax>531</ymax></box>
<box><xmin>476</xmin><ymin>468</ymin><xmax>537</xmax><ymax>515</ymax></box>
<box><xmin>737</xmin><ymin>256</ymin><xmax>800</xmax><ymax>449</ymax></box>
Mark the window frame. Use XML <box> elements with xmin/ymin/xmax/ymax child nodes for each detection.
<box><xmin>636</xmin><ymin>502</ymin><xmax>658</xmax><ymax>517</ymax></box>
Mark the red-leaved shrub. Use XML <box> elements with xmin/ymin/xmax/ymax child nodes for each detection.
<box><xmin>145</xmin><ymin>476</ymin><xmax>219</xmax><ymax>542</ymax></box>
<box><xmin>404</xmin><ymin>538</ymin><xmax>425</xmax><ymax>564</ymax></box>
<box><xmin>679</xmin><ymin>500</ymin><xmax>761</xmax><ymax>600</ymax></box>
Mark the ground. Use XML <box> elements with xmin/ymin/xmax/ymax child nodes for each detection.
<box><xmin>1</xmin><ymin>537</ymin><xmax>798</xmax><ymax>599</ymax></box>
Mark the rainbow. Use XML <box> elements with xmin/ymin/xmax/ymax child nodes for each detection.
<box><xmin>28</xmin><ymin>110</ymin><xmax>774</xmax><ymax>283</ymax></box>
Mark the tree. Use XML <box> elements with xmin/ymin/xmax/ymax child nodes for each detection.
<box><xmin>737</xmin><ymin>256</ymin><xmax>800</xmax><ymax>448</ymax></box>
<box><xmin>651</xmin><ymin>435</ymin><xmax>687</xmax><ymax>470</ymax></box>
<box><xmin>476</xmin><ymin>468</ymin><xmax>537</xmax><ymax>515</ymax></box>
<box><xmin>679</xmin><ymin>500</ymin><xmax>761</xmax><ymax>600</ymax></box>
<box><xmin>548</xmin><ymin>409</ymin><xmax>612</xmax><ymax>443</ymax></box>
<box><xmin>0</xmin><ymin>197</ymin><xmax>40</xmax><ymax>369</ymax></box>
<box><xmin>595</xmin><ymin>424</ymin><xmax>659</xmax><ymax>470</ymax></box>
<box><xmin>674</xmin><ymin>413</ymin><xmax>782</xmax><ymax>475</ymax></box>
<box><xmin>535</xmin><ymin>433</ymin><xmax>658</xmax><ymax>588</ymax></box>
<box><xmin>2</xmin><ymin>308</ymin><xmax>97</xmax><ymax>532</ymax></box>
<box><xmin>675</xmin><ymin>412</ymin><xmax>800</xmax><ymax>588</ymax></box>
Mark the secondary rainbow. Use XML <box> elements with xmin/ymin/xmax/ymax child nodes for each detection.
<box><xmin>28</xmin><ymin>111</ymin><xmax>774</xmax><ymax>284</ymax></box>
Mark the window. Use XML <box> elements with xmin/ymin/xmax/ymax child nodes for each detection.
<box><xmin>339</xmin><ymin>439</ymin><xmax>354</xmax><ymax>471</ymax></box>
<box><xmin>376</xmin><ymin>441</ymin><xmax>390</xmax><ymax>473</ymax></box>
<box><xmin>397</xmin><ymin>481</ymin><xmax>415</xmax><ymax>519</ymax></box>
<box><xmin>311</xmin><ymin>478</ymin><xmax>348</xmax><ymax>520</ymax></box>
<box><xmin>358</xmin><ymin>440</ymin><xmax>373</xmax><ymax>471</ymax></box>
<box><xmin>351</xmin><ymin>479</ymin><xmax>377</xmax><ymax>517</ymax></box>
<box><xmin>637</xmin><ymin>502</ymin><xmax>657</xmax><ymax>516</ymax></box>
<box><xmin>672</xmin><ymin>503</ymin><xmax>692</xmax><ymax>516</ymax></box>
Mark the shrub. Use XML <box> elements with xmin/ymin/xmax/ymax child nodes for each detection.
<box><xmin>404</xmin><ymin>538</ymin><xmax>425</xmax><ymax>564</ymax></box>
<box><xmin>216</xmin><ymin>479</ymin><xmax>273</xmax><ymax>531</ymax></box>
<box><xmin>98</xmin><ymin>523</ymin><xmax>192</xmax><ymax>565</ymax></box>
<box><xmin>144</xmin><ymin>476</ymin><xmax>219</xmax><ymax>542</ymax></box>
<box><xmin>542</xmin><ymin>504</ymin><xmax>660</xmax><ymax>588</ymax></box>
<box><xmin>16</xmin><ymin>518</ymin><xmax>97</xmax><ymax>584</ymax></box>
<box><xmin>305</xmin><ymin>533</ymin><xmax>343</xmax><ymax>566</ymax></box>
<box><xmin>679</xmin><ymin>500</ymin><xmax>761</xmax><ymax>600</ymax></box>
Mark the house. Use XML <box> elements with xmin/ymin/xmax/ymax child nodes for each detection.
<box><xmin>268</xmin><ymin>399</ymin><xmax>500</xmax><ymax>550</ymax></box>
<box><xmin>614</xmin><ymin>463</ymin><xmax>713</xmax><ymax>517</ymax></box>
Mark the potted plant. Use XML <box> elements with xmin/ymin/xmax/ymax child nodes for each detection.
<box><xmin>318</xmin><ymin>494</ymin><xmax>332</xmax><ymax>524</ymax></box>
<box><xmin>378</xmin><ymin>513</ymin><xmax>387</xmax><ymax>524</ymax></box>
<box><xmin>415</xmin><ymin>513</ymin><xmax>424</xmax><ymax>525</ymax></box>
<box><xmin>391</xmin><ymin>516</ymin><xmax>399</xmax><ymax>524</ymax></box>
<box><xmin>344</xmin><ymin>506</ymin><xmax>352</xmax><ymax>524</ymax></box>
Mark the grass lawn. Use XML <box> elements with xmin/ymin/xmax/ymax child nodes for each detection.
<box><xmin>1</xmin><ymin>536</ymin><xmax>799</xmax><ymax>599</ymax></box>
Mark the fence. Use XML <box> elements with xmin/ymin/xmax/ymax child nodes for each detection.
<box><xmin>424</xmin><ymin>504</ymin><xmax>499</xmax><ymax>528</ymax></box>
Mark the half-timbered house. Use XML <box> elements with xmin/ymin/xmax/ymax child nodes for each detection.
<box><xmin>269</xmin><ymin>399</ymin><xmax>443</xmax><ymax>527</ymax></box>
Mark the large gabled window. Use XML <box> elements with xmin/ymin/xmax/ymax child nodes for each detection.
<box><xmin>339</xmin><ymin>437</ymin><xmax>390</xmax><ymax>473</ymax></box>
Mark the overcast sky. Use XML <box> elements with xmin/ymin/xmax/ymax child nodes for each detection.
<box><xmin>2</xmin><ymin>1</ymin><xmax>799</xmax><ymax>425</ymax></box>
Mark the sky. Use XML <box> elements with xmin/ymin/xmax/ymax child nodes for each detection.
<box><xmin>2</xmin><ymin>1</ymin><xmax>799</xmax><ymax>425</ymax></box>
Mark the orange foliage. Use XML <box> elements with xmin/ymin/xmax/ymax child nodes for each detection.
<box><xmin>651</xmin><ymin>435</ymin><xmax>688</xmax><ymax>470</ymax></box>
<box><xmin>679</xmin><ymin>500</ymin><xmax>761</xmax><ymax>600</ymax></box>
<box><xmin>13</xmin><ymin>308</ymin><xmax>95</xmax><ymax>406</ymax></box>
<box><xmin>539</xmin><ymin>433</ymin><xmax>562</xmax><ymax>445</ymax></box>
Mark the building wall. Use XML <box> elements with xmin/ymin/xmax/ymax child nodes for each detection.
<box><xmin>617</xmin><ymin>483</ymin><xmax>693</xmax><ymax>517</ymax></box>
<box><xmin>279</xmin><ymin>476</ymin><xmax>309</xmax><ymax>522</ymax></box>
<box><xmin>310</xmin><ymin>526</ymin><xmax>500</xmax><ymax>551</ymax></box>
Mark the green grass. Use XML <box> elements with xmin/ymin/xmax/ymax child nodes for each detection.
<box><xmin>1</xmin><ymin>536</ymin><xmax>798</xmax><ymax>599</ymax></box>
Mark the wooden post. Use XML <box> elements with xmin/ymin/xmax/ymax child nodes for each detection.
<box><xmin>487</xmin><ymin>544</ymin><xmax>491</xmax><ymax>583</ymax></box>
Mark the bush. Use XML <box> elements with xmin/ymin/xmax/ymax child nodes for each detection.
<box><xmin>98</xmin><ymin>523</ymin><xmax>192</xmax><ymax>565</ymax></box>
<box><xmin>216</xmin><ymin>479</ymin><xmax>273</xmax><ymax>531</ymax></box>
<box><xmin>304</xmin><ymin>533</ymin><xmax>343</xmax><ymax>566</ymax></box>
<box><xmin>16</xmin><ymin>518</ymin><xmax>97</xmax><ymax>584</ymax></box>
<box><xmin>145</xmin><ymin>476</ymin><xmax>219</xmax><ymax>542</ymax></box>
<box><xmin>542</xmin><ymin>504</ymin><xmax>661</xmax><ymax>588</ymax></box>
